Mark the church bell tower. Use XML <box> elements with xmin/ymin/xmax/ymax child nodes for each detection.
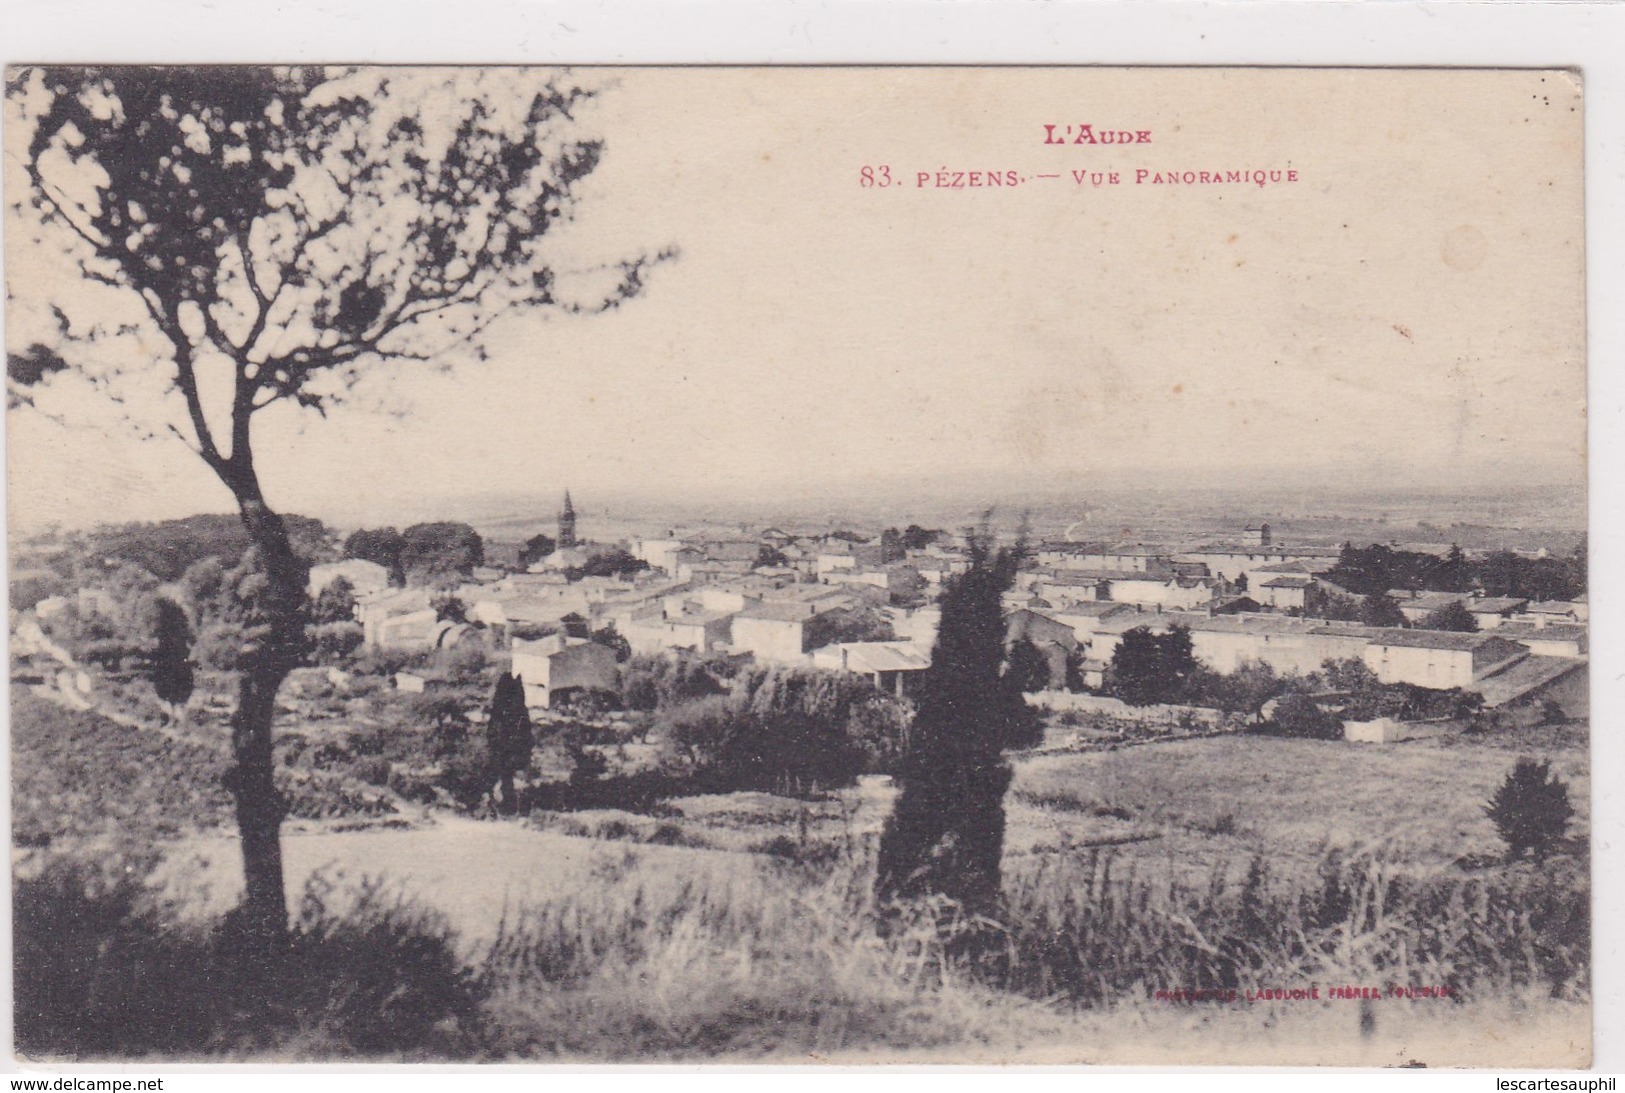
<box><xmin>558</xmin><ymin>490</ymin><xmax>578</xmax><ymax>549</ymax></box>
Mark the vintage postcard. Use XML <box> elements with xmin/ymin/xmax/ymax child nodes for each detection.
<box><xmin>5</xmin><ymin>66</ymin><xmax>1590</xmax><ymax>1066</ymax></box>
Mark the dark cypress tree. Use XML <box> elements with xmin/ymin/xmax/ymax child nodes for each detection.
<box><xmin>875</xmin><ymin>526</ymin><xmax>1041</xmax><ymax>916</ymax></box>
<box><xmin>150</xmin><ymin>597</ymin><xmax>195</xmax><ymax>722</ymax></box>
<box><xmin>1005</xmin><ymin>637</ymin><xmax>1053</xmax><ymax>694</ymax></box>
<box><xmin>488</xmin><ymin>672</ymin><xmax>535</xmax><ymax>815</ymax></box>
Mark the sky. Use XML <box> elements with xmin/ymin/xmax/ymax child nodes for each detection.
<box><xmin>4</xmin><ymin>67</ymin><xmax>1587</xmax><ymax>531</ymax></box>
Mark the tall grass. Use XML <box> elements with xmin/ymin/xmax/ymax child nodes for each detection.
<box><xmin>996</xmin><ymin>848</ymin><xmax>1589</xmax><ymax>1006</ymax></box>
<box><xmin>471</xmin><ymin>847</ymin><xmax>1060</xmax><ymax>1058</ymax></box>
<box><xmin>470</xmin><ymin>839</ymin><xmax>1587</xmax><ymax>1058</ymax></box>
<box><xmin>14</xmin><ymin>836</ymin><xmax>1588</xmax><ymax>1060</ymax></box>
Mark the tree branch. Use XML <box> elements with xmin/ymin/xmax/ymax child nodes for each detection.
<box><xmin>29</xmin><ymin>173</ymin><xmax>112</xmax><ymax>254</ymax></box>
<box><xmin>164</xmin><ymin>326</ymin><xmax>228</xmax><ymax>475</ymax></box>
<box><xmin>165</xmin><ymin>421</ymin><xmax>206</xmax><ymax>460</ymax></box>
<box><xmin>234</xmin><ymin>234</ymin><xmax>278</xmax><ymax>359</ymax></box>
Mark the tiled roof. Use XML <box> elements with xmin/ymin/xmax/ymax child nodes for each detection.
<box><xmin>1523</xmin><ymin>600</ymin><xmax>1581</xmax><ymax>614</ymax></box>
<box><xmin>818</xmin><ymin>641</ymin><xmax>932</xmax><ymax>673</ymax></box>
<box><xmin>1394</xmin><ymin>591</ymin><xmax>1467</xmax><ymax>611</ymax></box>
<box><xmin>1254</xmin><ymin>560</ymin><xmax>1333</xmax><ymax>575</ymax></box>
<box><xmin>1467</xmin><ymin>597</ymin><xmax>1529</xmax><ymax>614</ymax></box>
<box><xmin>1365</xmin><ymin>630</ymin><xmax>1499</xmax><ymax>651</ymax></box>
<box><xmin>1474</xmin><ymin>656</ymin><xmax>1586</xmax><ymax>708</ymax></box>
<box><xmin>1493</xmin><ymin>622</ymin><xmax>1588</xmax><ymax>645</ymax></box>
<box><xmin>737</xmin><ymin>602</ymin><xmax>816</xmax><ymax>622</ymax></box>
<box><xmin>1183</xmin><ymin>613</ymin><xmax>1319</xmax><ymax>635</ymax></box>
<box><xmin>665</xmin><ymin>609</ymin><xmax>735</xmax><ymax>627</ymax></box>
<box><xmin>1050</xmin><ymin>601</ymin><xmax>1135</xmax><ymax>617</ymax></box>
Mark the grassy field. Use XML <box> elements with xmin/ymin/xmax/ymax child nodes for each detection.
<box><xmin>12</xmin><ymin>687</ymin><xmax>1591</xmax><ymax>1064</ymax></box>
<box><xmin>1010</xmin><ymin>727</ymin><xmax>1589</xmax><ymax>883</ymax></box>
<box><xmin>159</xmin><ymin>723</ymin><xmax>1591</xmax><ymax>938</ymax></box>
<box><xmin>118</xmin><ymin>810</ymin><xmax>1589</xmax><ymax>1064</ymax></box>
<box><xmin>10</xmin><ymin>690</ymin><xmax>232</xmax><ymax>849</ymax></box>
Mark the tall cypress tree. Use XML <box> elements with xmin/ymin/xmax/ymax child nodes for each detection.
<box><xmin>150</xmin><ymin>598</ymin><xmax>195</xmax><ymax>723</ymax></box>
<box><xmin>488</xmin><ymin>672</ymin><xmax>535</xmax><ymax>815</ymax></box>
<box><xmin>875</xmin><ymin>526</ymin><xmax>1041</xmax><ymax>915</ymax></box>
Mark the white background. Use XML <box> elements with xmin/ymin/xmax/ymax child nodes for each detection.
<box><xmin>0</xmin><ymin>0</ymin><xmax>1621</xmax><ymax>1084</ymax></box>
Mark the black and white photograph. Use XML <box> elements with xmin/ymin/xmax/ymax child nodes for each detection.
<box><xmin>2</xmin><ymin>59</ymin><xmax>1600</xmax><ymax>1066</ymax></box>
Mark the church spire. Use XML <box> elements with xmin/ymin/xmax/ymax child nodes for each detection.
<box><xmin>558</xmin><ymin>489</ymin><xmax>578</xmax><ymax>549</ymax></box>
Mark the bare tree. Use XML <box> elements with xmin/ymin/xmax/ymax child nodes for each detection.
<box><xmin>11</xmin><ymin>66</ymin><xmax>668</xmax><ymax>948</ymax></box>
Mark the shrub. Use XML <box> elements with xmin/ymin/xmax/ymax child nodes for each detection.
<box><xmin>1486</xmin><ymin>757</ymin><xmax>1574</xmax><ymax>861</ymax></box>
<box><xmin>655</xmin><ymin>666</ymin><xmax>902</xmax><ymax>795</ymax></box>
<box><xmin>517</xmin><ymin>768</ymin><xmax>694</xmax><ymax>814</ymax></box>
<box><xmin>351</xmin><ymin>646</ymin><xmax>424</xmax><ymax>678</ymax></box>
<box><xmin>645</xmin><ymin>822</ymin><xmax>703</xmax><ymax>848</ymax></box>
<box><xmin>347</xmin><ymin>673</ymin><xmax>385</xmax><ymax>698</ymax></box>
<box><xmin>657</xmin><ymin>695</ymin><xmax>741</xmax><ymax>769</ymax></box>
<box><xmin>433</xmin><ymin>725</ymin><xmax>495</xmax><ymax>811</ymax></box>
<box><xmin>621</xmin><ymin>668</ymin><xmax>660</xmax><ymax>712</ymax></box>
<box><xmin>567</xmin><ymin>742</ymin><xmax>611</xmax><ymax>786</ymax></box>
<box><xmin>620</xmin><ymin>652</ymin><xmax>727</xmax><ymax>712</ymax></box>
<box><xmin>350</xmin><ymin>756</ymin><xmax>394</xmax><ymax>787</ymax></box>
<box><xmin>388</xmin><ymin>768</ymin><xmax>440</xmax><ymax>805</ymax></box>
<box><xmin>411</xmin><ymin>692</ymin><xmax>472</xmax><ymax>733</ymax></box>
<box><xmin>551</xmin><ymin>687</ymin><xmax>621</xmax><ymax>717</ymax></box>
<box><xmin>310</xmin><ymin>621</ymin><xmax>365</xmax><ymax>664</ymax></box>
<box><xmin>281</xmin><ymin>874</ymin><xmax>481</xmax><ymax>1053</ymax></box>
<box><xmin>282</xmin><ymin>776</ymin><xmax>398</xmax><ymax>822</ymax></box>
<box><xmin>1106</xmin><ymin>625</ymin><xmax>1196</xmax><ymax>707</ymax></box>
<box><xmin>12</xmin><ymin>853</ymin><xmax>213</xmax><ymax>1057</ymax></box>
<box><xmin>13</xmin><ymin>859</ymin><xmax>479</xmax><ymax>1058</ymax></box>
<box><xmin>1261</xmin><ymin>693</ymin><xmax>1343</xmax><ymax>740</ymax></box>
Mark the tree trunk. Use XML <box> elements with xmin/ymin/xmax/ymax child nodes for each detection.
<box><xmin>224</xmin><ymin>492</ymin><xmax>310</xmax><ymax>950</ymax></box>
<box><xmin>229</xmin><ymin>672</ymin><xmax>290</xmax><ymax>944</ymax></box>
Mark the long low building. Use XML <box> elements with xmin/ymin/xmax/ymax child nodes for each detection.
<box><xmin>1358</xmin><ymin>630</ymin><xmax>1527</xmax><ymax>690</ymax></box>
<box><xmin>1485</xmin><ymin>622</ymin><xmax>1588</xmax><ymax>658</ymax></box>
<box><xmin>1188</xmin><ymin>615</ymin><xmax>1372</xmax><ymax>677</ymax></box>
<box><xmin>1047</xmin><ymin>605</ymin><xmax>1576</xmax><ymax>694</ymax></box>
